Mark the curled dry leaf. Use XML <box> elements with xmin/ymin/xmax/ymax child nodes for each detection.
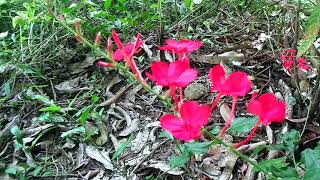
<box><xmin>219</xmin><ymin>103</ymin><xmax>233</xmax><ymax>123</ymax></box>
<box><xmin>85</xmin><ymin>145</ymin><xmax>114</xmax><ymax>171</ymax></box>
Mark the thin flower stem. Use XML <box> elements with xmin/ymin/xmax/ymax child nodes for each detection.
<box><xmin>170</xmin><ymin>86</ymin><xmax>179</xmax><ymax>112</ymax></box>
<box><xmin>202</xmin><ymin>129</ymin><xmax>276</xmax><ymax>179</ymax></box>
<box><xmin>210</xmin><ymin>92</ymin><xmax>222</xmax><ymax>112</ymax></box>
<box><xmin>220</xmin><ymin>96</ymin><xmax>238</xmax><ymax>138</ymax></box>
<box><xmin>234</xmin><ymin>120</ymin><xmax>261</xmax><ymax>148</ymax></box>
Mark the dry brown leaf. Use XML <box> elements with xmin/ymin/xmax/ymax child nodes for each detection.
<box><xmin>85</xmin><ymin>145</ymin><xmax>114</xmax><ymax>171</ymax></box>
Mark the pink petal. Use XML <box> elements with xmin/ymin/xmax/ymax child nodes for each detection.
<box><xmin>222</xmin><ymin>72</ymin><xmax>252</xmax><ymax>97</ymax></box>
<box><xmin>247</xmin><ymin>99</ymin><xmax>262</xmax><ymax>116</ymax></box>
<box><xmin>112</xmin><ymin>30</ymin><xmax>123</xmax><ymax>49</ymax></box>
<box><xmin>174</xmin><ymin>69</ymin><xmax>198</xmax><ymax>87</ymax></box>
<box><xmin>209</xmin><ymin>65</ymin><xmax>226</xmax><ymax>92</ymax></box>
<box><xmin>147</xmin><ymin>61</ymin><xmax>169</xmax><ymax>86</ymax></box>
<box><xmin>180</xmin><ymin>101</ymin><xmax>210</xmax><ymax>127</ymax></box>
<box><xmin>160</xmin><ymin>114</ymin><xmax>201</xmax><ymax>141</ymax></box>
<box><xmin>113</xmin><ymin>49</ymin><xmax>125</xmax><ymax>61</ymax></box>
<box><xmin>168</xmin><ymin>59</ymin><xmax>190</xmax><ymax>78</ymax></box>
<box><xmin>261</xmin><ymin>101</ymin><xmax>286</xmax><ymax>126</ymax></box>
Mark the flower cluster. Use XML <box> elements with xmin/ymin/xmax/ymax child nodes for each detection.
<box><xmin>280</xmin><ymin>49</ymin><xmax>312</xmax><ymax>71</ymax></box>
<box><xmin>95</xmin><ymin>31</ymin><xmax>287</xmax><ymax>147</ymax></box>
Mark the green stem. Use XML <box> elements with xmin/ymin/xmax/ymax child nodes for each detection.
<box><xmin>202</xmin><ymin>129</ymin><xmax>276</xmax><ymax>179</ymax></box>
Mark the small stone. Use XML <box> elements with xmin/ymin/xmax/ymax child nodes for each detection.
<box><xmin>184</xmin><ymin>83</ymin><xmax>208</xmax><ymax>100</ymax></box>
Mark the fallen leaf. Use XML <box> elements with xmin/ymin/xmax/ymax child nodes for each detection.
<box><xmin>144</xmin><ymin>160</ymin><xmax>184</xmax><ymax>175</ymax></box>
<box><xmin>85</xmin><ymin>145</ymin><xmax>114</xmax><ymax>171</ymax></box>
<box><xmin>219</xmin><ymin>103</ymin><xmax>232</xmax><ymax>123</ymax></box>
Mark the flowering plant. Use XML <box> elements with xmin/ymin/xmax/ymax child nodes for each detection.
<box><xmin>94</xmin><ymin>31</ymin><xmax>286</xmax><ymax>148</ymax></box>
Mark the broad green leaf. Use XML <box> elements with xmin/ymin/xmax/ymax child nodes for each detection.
<box><xmin>229</xmin><ymin>116</ymin><xmax>258</xmax><ymax>134</ymax></box>
<box><xmin>282</xmin><ymin>129</ymin><xmax>300</xmax><ymax>153</ymax></box>
<box><xmin>61</xmin><ymin>127</ymin><xmax>85</xmax><ymax>138</ymax></box>
<box><xmin>104</xmin><ymin>0</ymin><xmax>112</xmax><ymax>10</ymax></box>
<box><xmin>301</xmin><ymin>147</ymin><xmax>320</xmax><ymax>180</ymax></box>
<box><xmin>298</xmin><ymin>6</ymin><xmax>320</xmax><ymax>56</ymax></box>
<box><xmin>184</xmin><ymin>141</ymin><xmax>212</xmax><ymax>154</ymax></box>
<box><xmin>169</xmin><ymin>154</ymin><xmax>190</xmax><ymax>168</ymax></box>
<box><xmin>256</xmin><ymin>158</ymin><xmax>288</xmax><ymax>170</ymax></box>
<box><xmin>112</xmin><ymin>134</ymin><xmax>134</xmax><ymax>160</ymax></box>
<box><xmin>39</xmin><ymin>105</ymin><xmax>62</xmax><ymax>112</ymax></box>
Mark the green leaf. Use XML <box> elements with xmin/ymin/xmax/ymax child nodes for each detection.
<box><xmin>33</xmin><ymin>94</ymin><xmax>54</xmax><ymax>106</ymax></box>
<box><xmin>12</xmin><ymin>16</ymin><xmax>25</xmax><ymax>28</ymax></box>
<box><xmin>159</xmin><ymin>130</ymin><xmax>174</xmax><ymax>140</ymax></box>
<box><xmin>112</xmin><ymin>134</ymin><xmax>134</xmax><ymax>160</ymax></box>
<box><xmin>118</xmin><ymin>0</ymin><xmax>126</xmax><ymax>5</ymax></box>
<box><xmin>184</xmin><ymin>141</ymin><xmax>212</xmax><ymax>154</ymax></box>
<box><xmin>229</xmin><ymin>116</ymin><xmax>258</xmax><ymax>134</ymax></box>
<box><xmin>104</xmin><ymin>0</ymin><xmax>112</xmax><ymax>10</ymax></box>
<box><xmin>33</xmin><ymin>166</ymin><xmax>42</xmax><ymax>176</ymax></box>
<box><xmin>5</xmin><ymin>166</ymin><xmax>17</xmax><ymax>175</ymax></box>
<box><xmin>10</xmin><ymin>126</ymin><xmax>22</xmax><ymax>140</ymax></box>
<box><xmin>301</xmin><ymin>147</ymin><xmax>320</xmax><ymax>180</ymax></box>
<box><xmin>61</xmin><ymin>127</ymin><xmax>85</xmax><ymax>138</ymax></box>
<box><xmin>282</xmin><ymin>129</ymin><xmax>300</xmax><ymax>153</ymax></box>
<box><xmin>298</xmin><ymin>6</ymin><xmax>320</xmax><ymax>56</ymax></box>
<box><xmin>80</xmin><ymin>107</ymin><xmax>91</xmax><ymax>126</ymax></box>
<box><xmin>210</xmin><ymin>126</ymin><xmax>220</xmax><ymax>135</ymax></box>
<box><xmin>185</xmin><ymin>0</ymin><xmax>192</xmax><ymax>8</ymax></box>
<box><xmin>169</xmin><ymin>154</ymin><xmax>190</xmax><ymax>168</ymax></box>
<box><xmin>255</xmin><ymin>157</ymin><xmax>299</xmax><ymax>179</ymax></box>
<box><xmin>39</xmin><ymin>105</ymin><xmax>62</xmax><ymax>112</ymax></box>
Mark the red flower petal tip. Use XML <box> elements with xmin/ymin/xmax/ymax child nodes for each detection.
<box><xmin>209</xmin><ymin>64</ymin><xmax>252</xmax><ymax>97</ymax></box>
<box><xmin>247</xmin><ymin>92</ymin><xmax>286</xmax><ymax>126</ymax></box>
<box><xmin>160</xmin><ymin>101</ymin><xmax>210</xmax><ymax>141</ymax></box>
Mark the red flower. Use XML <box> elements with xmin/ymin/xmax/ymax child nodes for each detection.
<box><xmin>298</xmin><ymin>58</ymin><xmax>312</xmax><ymax>71</ymax></box>
<box><xmin>209</xmin><ymin>65</ymin><xmax>252</xmax><ymax>97</ymax></box>
<box><xmin>111</xmin><ymin>30</ymin><xmax>146</xmax><ymax>84</ymax></box>
<box><xmin>209</xmin><ymin>65</ymin><xmax>252</xmax><ymax>137</ymax></box>
<box><xmin>160</xmin><ymin>39</ymin><xmax>202</xmax><ymax>55</ymax></box>
<box><xmin>112</xmin><ymin>30</ymin><xmax>143</xmax><ymax>61</ymax></box>
<box><xmin>146</xmin><ymin>57</ymin><xmax>198</xmax><ymax>87</ymax></box>
<box><xmin>248</xmin><ymin>92</ymin><xmax>286</xmax><ymax>126</ymax></box>
<box><xmin>234</xmin><ymin>92</ymin><xmax>286</xmax><ymax>148</ymax></box>
<box><xmin>160</xmin><ymin>101</ymin><xmax>210</xmax><ymax>141</ymax></box>
<box><xmin>280</xmin><ymin>49</ymin><xmax>312</xmax><ymax>71</ymax></box>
